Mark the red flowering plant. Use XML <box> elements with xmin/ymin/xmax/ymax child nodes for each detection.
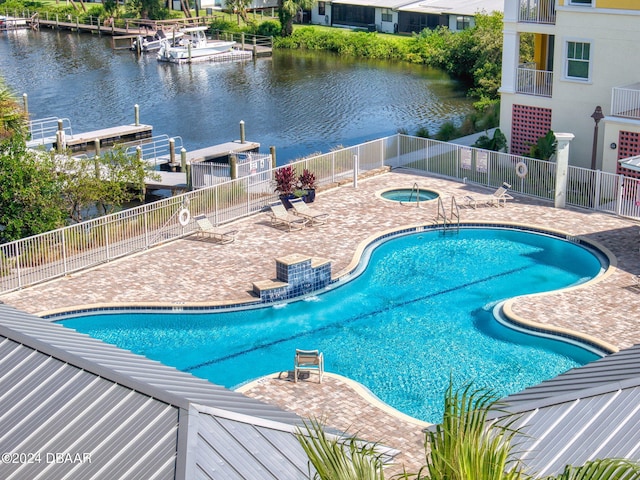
<box><xmin>274</xmin><ymin>164</ymin><xmax>297</xmax><ymax>196</ymax></box>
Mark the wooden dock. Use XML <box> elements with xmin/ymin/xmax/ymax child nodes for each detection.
<box><xmin>144</xmin><ymin>140</ymin><xmax>261</xmax><ymax>192</ymax></box>
<box><xmin>29</xmin><ymin>17</ymin><xmax>273</xmax><ymax>57</ymax></box>
<box><xmin>184</xmin><ymin>141</ymin><xmax>260</xmax><ymax>163</ymax></box>
<box><xmin>57</xmin><ymin>124</ymin><xmax>153</xmax><ymax>152</ymax></box>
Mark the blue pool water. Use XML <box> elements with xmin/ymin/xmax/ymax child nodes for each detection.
<box><xmin>59</xmin><ymin>228</ymin><xmax>605</xmax><ymax>423</ymax></box>
<box><xmin>381</xmin><ymin>188</ymin><xmax>439</xmax><ymax>202</ymax></box>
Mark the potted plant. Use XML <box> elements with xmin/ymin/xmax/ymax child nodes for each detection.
<box><xmin>298</xmin><ymin>169</ymin><xmax>317</xmax><ymax>203</ymax></box>
<box><xmin>274</xmin><ymin>164</ymin><xmax>297</xmax><ymax>209</ymax></box>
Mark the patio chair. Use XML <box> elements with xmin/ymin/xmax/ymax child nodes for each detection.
<box><xmin>463</xmin><ymin>182</ymin><xmax>513</xmax><ymax>208</ymax></box>
<box><xmin>193</xmin><ymin>215</ymin><xmax>237</xmax><ymax>244</ymax></box>
<box><xmin>294</xmin><ymin>349</ymin><xmax>324</xmax><ymax>383</ymax></box>
<box><xmin>290</xmin><ymin>199</ymin><xmax>329</xmax><ymax>226</ymax></box>
<box><xmin>268</xmin><ymin>204</ymin><xmax>308</xmax><ymax>231</ymax></box>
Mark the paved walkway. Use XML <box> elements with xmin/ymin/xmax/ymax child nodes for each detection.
<box><xmin>2</xmin><ymin>169</ymin><xmax>640</xmax><ymax>475</ymax></box>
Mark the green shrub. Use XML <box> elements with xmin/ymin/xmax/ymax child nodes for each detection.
<box><xmin>210</xmin><ymin>18</ymin><xmax>241</xmax><ymax>33</ymax></box>
<box><xmin>415</xmin><ymin>126</ymin><xmax>430</xmax><ymax>138</ymax></box>
<box><xmin>256</xmin><ymin>19</ymin><xmax>281</xmax><ymax>37</ymax></box>
<box><xmin>434</xmin><ymin>121</ymin><xmax>459</xmax><ymax>142</ymax></box>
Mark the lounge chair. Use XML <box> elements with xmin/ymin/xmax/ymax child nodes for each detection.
<box><xmin>268</xmin><ymin>204</ymin><xmax>308</xmax><ymax>231</ymax></box>
<box><xmin>290</xmin><ymin>198</ymin><xmax>329</xmax><ymax>226</ymax></box>
<box><xmin>193</xmin><ymin>215</ymin><xmax>237</xmax><ymax>244</ymax></box>
<box><xmin>294</xmin><ymin>349</ymin><xmax>324</xmax><ymax>383</ymax></box>
<box><xmin>463</xmin><ymin>182</ymin><xmax>513</xmax><ymax>208</ymax></box>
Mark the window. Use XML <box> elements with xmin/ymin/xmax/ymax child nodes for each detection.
<box><xmin>566</xmin><ymin>41</ymin><xmax>590</xmax><ymax>80</ymax></box>
<box><xmin>318</xmin><ymin>2</ymin><xmax>325</xmax><ymax>16</ymax></box>
<box><xmin>381</xmin><ymin>8</ymin><xmax>392</xmax><ymax>23</ymax></box>
<box><xmin>456</xmin><ymin>16</ymin><xmax>471</xmax><ymax>30</ymax></box>
<box><xmin>569</xmin><ymin>0</ymin><xmax>592</xmax><ymax>5</ymax></box>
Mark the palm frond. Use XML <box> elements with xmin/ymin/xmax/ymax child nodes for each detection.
<box><xmin>542</xmin><ymin>458</ymin><xmax>640</xmax><ymax>480</ymax></box>
<box><xmin>296</xmin><ymin>417</ymin><xmax>387</xmax><ymax>480</ymax></box>
<box><xmin>425</xmin><ymin>381</ymin><xmax>527</xmax><ymax>480</ymax></box>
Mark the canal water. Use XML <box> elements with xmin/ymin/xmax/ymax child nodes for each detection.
<box><xmin>0</xmin><ymin>28</ymin><xmax>474</xmax><ymax>162</ymax></box>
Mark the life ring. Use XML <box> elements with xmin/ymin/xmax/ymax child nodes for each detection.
<box><xmin>515</xmin><ymin>161</ymin><xmax>528</xmax><ymax>178</ymax></box>
<box><xmin>178</xmin><ymin>208</ymin><xmax>191</xmax><ymax>226</ymax></box>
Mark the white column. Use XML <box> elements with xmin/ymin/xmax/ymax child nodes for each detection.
<box><xmin>503</xmin><ymin>0</ymin><xmax>518</xmax><ymax>23</ymax></box>
<box><xmin>499</xmin><ymin>30</ymin><xmax>518</xmax><ymax>95</ymax></box>
<box><xmin>554</xmin><ymin>133</ymin><xmax>575</xmax><ymax>208</ymax></box>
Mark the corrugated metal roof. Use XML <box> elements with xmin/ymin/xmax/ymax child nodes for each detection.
<box><xmin>493</xmin><ymin>344</ymin><xmax>640</xmax><ymax>477</ymax></box>
<box><xmin>0</xmin><ymin>304</ymin><xmax>315</xmax><ymax>479</ymax></box>
<box><xmin>193</xmin><ymin>405</ymin><xmax>312</xmax><ymax>479</ymax></box>
<box><xmin>502</xmin><ymin>344</ymin><xmax>640</xmax><ymax>408</ymax></box>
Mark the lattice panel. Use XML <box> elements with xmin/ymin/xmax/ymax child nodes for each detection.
<box><xmin>616</xmin><ymin>130</ymin><xmax>640</xmax><ymax>178</ymax></box>
<box><xmin>510</xmin><ymin>104</ymin><xmax>553</xmax><ymax>156</ymax></box>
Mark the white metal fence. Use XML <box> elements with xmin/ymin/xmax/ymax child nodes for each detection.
<box><xmin>2</xmin><ymin>133</ymin><xmax>640</xmax><ymax>294</ymax></box>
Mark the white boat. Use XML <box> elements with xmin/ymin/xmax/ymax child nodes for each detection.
<box><xmin>0</xmin><ymin>15</ymin><xmax>28</xmax><ymax>29</ymax></box>
<box><xmin>157</xmin><ymin>26</ymin><xmax>236</xmax><ymax>63</ymax></box>
<box><xmin>131</xmin><ymin>30</ymin><xmax>183</xmax><ymax>53</ymax></box>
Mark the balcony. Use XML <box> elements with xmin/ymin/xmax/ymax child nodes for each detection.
<box><xmin>516</xmin><ymin>65</ymin><xmax>553</xmax><ymax>97</ymax></box>
<box><xmin>611</xmin><ymin>83</ymin><xmax>640</xmax><ymax>121</ymax></box>
<box><xmin>519</xmin><ymin>0</ymin><xmax>556</xmax><ymax>24</ymax></box>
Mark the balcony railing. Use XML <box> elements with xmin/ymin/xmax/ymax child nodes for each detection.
<box><xmin>611</xmin><ymin>83</ymin><xmax>640</xmax><ymax>120</ymax></box>
<box><xmin>519</xmin><ymin>0</ymin><xmax>556</xmax><ymax>24</ymax></box>
<box><xmin>516</xmin><ymin>66</ymin><xmax>553</xmax><ymax>97</ymax></box>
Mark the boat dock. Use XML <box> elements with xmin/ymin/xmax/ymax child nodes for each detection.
<box><xmin>57</xmin><ymin>124</ymin><xmax>153</xmax><ymax>152</ymax></box>
<box><xmin>143</xmin><ymin>140</ymin><xmax>261</xmax><ymax>192</ymax></box>
<box><xmin>24</xmin><ymin>15</ymin><xmax>273</xmax><ymax>58</ymax></box>
<box><xmin>184</xmin><ymin>141</ymin><xmax>260</xmax><ymax>163</ymax></box>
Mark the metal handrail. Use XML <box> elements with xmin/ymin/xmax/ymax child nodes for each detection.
<box><xmin>434</xmin><ymin>196</ymin><xmax>448</xmax><ymax>228</ymax></box>
<box><xmin>449</xmin><ymin>196</ymin><xmax>460</xmax><ymax>231</ymax></box>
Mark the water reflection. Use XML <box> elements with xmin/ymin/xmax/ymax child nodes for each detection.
<box><xmin>0</xmin><ymin>29</ymin><xmax>473</xmax><ymax>161</ymax></box>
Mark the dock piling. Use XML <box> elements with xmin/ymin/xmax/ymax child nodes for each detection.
<box><xmin>230</xmin><ymin>153</ymin><xmax>237</xmax><ymax>180</ymax></box>
<box><xmin>239</xmin><ymin>120</ymin><xmax>245</xmax><ymax>144</ymax></box>
<box><xmin>270</xmin><ymin>146</ymin><xmax>276</xmax><ymax>168</ymax></box>
<box><xmin>169</xmin><ymin>138</ymin><xmax>176</xmax><ymax>171</ymax></box>
<box><xmin>134</xmin><ymin>104</ymin><xmax>140</xmax><ymax>126</ymax></box>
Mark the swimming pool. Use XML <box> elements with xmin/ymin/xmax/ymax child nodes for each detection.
<box><xmin>59</xmin><ymin>227</ymin><xmax>606</xmax><ymax>423</ymax></box>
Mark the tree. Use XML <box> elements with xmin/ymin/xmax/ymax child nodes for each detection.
<box><xmin>58</xmin><ymin>146</ymin><xmax>157</xmax><ymax>222</ymax></box>
<box><xmin>298</xmin><ymin>383</ymin><xmax>640</xmax><ymax>480</ymax></box>
<box><xmin>125</xmin><ymin>0</ymin><xmax>166</xmax><ymax>20</ymax></box>
<box><xmin>0</xmin><ymin>80</ymin><xmax>66</xmax><ymax>243</ymax></box>
<box><xmin>0</xmin><ymin>138</ymin><xmax>66</xmax><ymax>243</ymax></box>
<box><xmin>278</xmin><ymin>0</ymin><xmax>315</xmax><ymax>36</ymax></box>
<box><xmin>227</xmin><ymin>0</ymin><xmax>252</xmax><ymax>24</ymax></box>
<box><xmin>0</xmin><ymin>78</ymin><xmax>27</xmax><ymax>140</ymax></box>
